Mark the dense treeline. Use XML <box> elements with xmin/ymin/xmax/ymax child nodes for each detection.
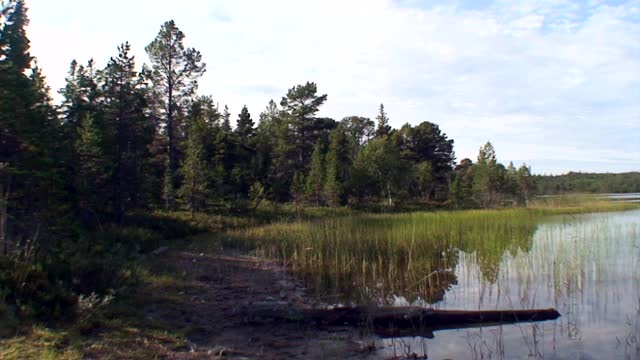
<box><xmin>0</xmin><ymin>1</ymin><xmax>534</xmax><ymax>322</ymax></box>
<box><xmin>534</xmin><ymin>172</ymin><xmax>640</xmax><ymax>195</ymax></box>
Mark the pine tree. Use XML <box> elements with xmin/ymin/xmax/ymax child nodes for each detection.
<box><xmin>221</xmin><ymin>105</ymin><xmax>232</xmax><ymax>133</ymax></box>
<box><xmin>99</xmin><ymin>42</ymin><xmax>152</xmax><ymax>220</ymax></box>
<box><xmin>375</xmin><ymin>104</ymin><xmax>391</xmax><ymax>138</ymax></box>
<box><xmin>517</xmin><ymin>164</ymin><xmax>533</xmax><ymax>206</ymax></box>
<box><xmin>232</xmin><ymin>105</ymin><xmax>256</xmax><ymax>197</ymax></box>
<box><xmin>324</xmin><ymin>127</ymin><xmax>351</xmax><ymax>207</ymax></box>
<box><xmin>290</xmin><ymin>171</ymin><xmax>306</xmax><ymax>205</ymax></box>
<box><xmin>179</xmin><ymin>117</ymin><xmax>210</xmax><ymax>216</ymax></box>
<box><xmin>415</xmin><ymin>161</ymin><xmax>433</xmax><ymax>202</ymax></box>
<box><xmin>76</xmin><ymin>114</ymin><xmax>110</xmax><ymax>212</ymax></box>
<box><xmin>473</xmin><ymin>142</ymin><xmax>499</xmax><ymax>207</ymax></box>
<box><xmin>235</xmin><ymin>105</ymin><xmax>255</xmax><ymax>140</ymax></box>
<box><xmin>146</xmin><ymin>20</ymin><xmax>206</xmax><ymax>209</ymax></box>
<box><xmin>305</xmin><ymin>139</ymin><xmax>326</xmax><ymax>205</ymax></box>
<box><xmin>0</xmin><ymin>0</ymin><xmax>65</xmax><ymax>251</ymax></box>
<box><xmin>279</xmin><ymin>82</ymin><xmax>329</xmax><ymax>168</ymax></box>
<box><xmin>0</xmin><ymin>0</ymin><xmax>31</xmax><ymax>71</ymax></box>
<box><xmin>450</xmin><ymin>158</ymin><xmax>475</xmax><ymax>208</ymax></box>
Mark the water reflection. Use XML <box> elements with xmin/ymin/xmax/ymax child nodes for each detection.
<box><xmin>305</xmin><ymin>214</ymin><xmax>538</xmax><ymax>306</ymax></box>
<box><xmin>379</xmin><ymin>210</ymin><xmax>640</xmax><ymax>359</ymax></box>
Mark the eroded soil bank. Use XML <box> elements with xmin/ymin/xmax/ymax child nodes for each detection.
<box><xmin>110</xmin><ymin>249</ymin><xmax>381</xmax><ymax>360</ymax></box>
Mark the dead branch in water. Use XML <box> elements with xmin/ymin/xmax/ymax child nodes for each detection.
<box><xmin>240</xmin><ymin>302</ymin><xmax>561</xmax><ymax>338</ymax></box>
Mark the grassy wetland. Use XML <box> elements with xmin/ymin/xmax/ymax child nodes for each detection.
<box><xmin>224</xmin><ymin>200</ymin><xmax>639</xmax><ymax>306</ymax></box>
<box><xmin>217</xmin><ymin>199</ymin><xmax>640</xmax><ymax>358</ymax></box>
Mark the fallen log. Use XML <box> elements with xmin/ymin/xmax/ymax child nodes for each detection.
<box><xmin>239</xmin><ymin>302</ymin><xmax>561</xmax><ymax>338</ymax></box>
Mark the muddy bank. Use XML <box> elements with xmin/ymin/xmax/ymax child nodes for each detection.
<box><xmin>138</xmin><ymin>249</ymin><xmax>380</xmax><ymax>359</ymax></box>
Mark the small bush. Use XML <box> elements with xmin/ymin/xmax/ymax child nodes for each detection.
<box><xmin>0</xmin><ymin>257</ymin><xmax>77</xmax><ymax>322</ymax></box>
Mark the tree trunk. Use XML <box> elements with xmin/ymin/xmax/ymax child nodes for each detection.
<box><xmin>166</xmin><ymin>76</ymin><xmax>175</xmax><ymax>211</ymax></box>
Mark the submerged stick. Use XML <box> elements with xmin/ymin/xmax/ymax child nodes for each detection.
<box><xmin>242</xmin><ymin>303</ymin><xmax>561</xmax><ymax>338</ymax></box>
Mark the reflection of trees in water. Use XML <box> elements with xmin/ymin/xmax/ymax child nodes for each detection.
<box><xmin>304</xmin><ymin>220</ymin><xmax>538</xmax><ymax>306</ymax></box>
<box><xmin>459</xmin><ymin>222</ymin><xmax>537</xmax><ymax>285</ymax></box>
<box><xmin>304</xmin><ymin>247</ymin><xmax>460</xmax><ymax>305</ymax></box>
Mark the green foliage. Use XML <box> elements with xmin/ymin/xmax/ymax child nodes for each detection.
<box><xmin>470</xmin><ymin>142</ymin><xmax>526</xmax><ymax>207</ymax></box>
<box><xmin>324</xmin><ymin>126</ymin><xmax>351</xmax><ymax>206</ymax></box>
<box><xmin>450</xmin><ymin>158</ymin><xmax>475</xmax><ymax>208</ymax></box>
<box><xmin>534</xmin><ymin>172</ymin><xmax>640</xmax><ymax>195</ymax></box>
<box><xmin>354</xmin><ymin>136</ymin><xmax>410</xmax><ymax>205</ymax></box>
<box><xmin>248</xmin><ymin>181</ymin><xmax>266</xmax><ymax>210</ymax></box>
<box><xmin>235</xmin><ymin>105</ymin><xmax>255</xmax><ymax>140</ymax></box>
<box><xmin>146</xmin><ymin>20</ymin><xmax>206</xmax><ymax>210</ymax></box>
<box><xmin>0</xmin><ymin>258</ymin><xmax>77</xmax><ymax>321</ymax></box>
<box><xmin>99</xmin><ymin>42</ymin><xmax>153</xmax><ymax>220</ymax></box>
<box><xmin>414</xmin><ymin>161</ymin><xmax>433</xmax><ymax>201</ymax></box>
<box><xmin>231</xmin><ymin>105</ymin><xmax>257</xmax><ymax>197</ymax></box>
<box><xmin>375</xmin><ymin>103</ymin><xmax>391</xmax><ymax>138</ymax></box>
<box><xmin>305</xmin><ymin>139</ymin><xmax>326</xmax><ymax>206</ymax></box>
<box><xmin>290</xmin><ymin>171</ymin><xmax>306</xmax><ymax>205</ymax></box>
<box><xmin>0</xmin><ymin>0</ymin><xmax>31</xmax><ymax>71</ymax></box>
<box><xmin>75</xmin><ymin>114</ymin><xmax>110</xmax><ymax>211</ymax></box>
<box><xmin>178</xmin><ymin>116</ymin><xmax>211</xmax><ymax>215</ymax></box>
<box><xmin>394</xmin><ymin>121</ymin><xmax>455</xmax><ymax>201</ymax></box>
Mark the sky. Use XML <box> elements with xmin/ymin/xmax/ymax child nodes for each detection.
<box><xmin>23</xmin><ymin>0</ymin><xmax>640</xmax><ymax>175</ymax></box>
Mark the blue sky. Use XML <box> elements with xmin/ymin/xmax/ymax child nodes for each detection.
<box><xmin>24</xmin><ymin>0</ymin><xmax>640</xmax><ymax>174</ymax></box>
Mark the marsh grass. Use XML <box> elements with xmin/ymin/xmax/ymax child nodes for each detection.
<box><xmin>225</xmin><ymin>201</ymin><xmax>639</xmax><ymax>305</ymax></box>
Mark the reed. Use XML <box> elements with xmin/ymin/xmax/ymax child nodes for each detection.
<box><xmin>224</xmin><ymin>201</ymin><xmax>636</xmax><ymax>305</ymax></box>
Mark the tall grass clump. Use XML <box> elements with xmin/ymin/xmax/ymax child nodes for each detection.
<box><xmin>227</xmin><ymin>209</ymin><xmax>541</xmax><ymax>304</ymax></box>
<box><xmin>226</xmin><ymin>201</ymin><xmax>639</xmax><ymax>305</ymax></box>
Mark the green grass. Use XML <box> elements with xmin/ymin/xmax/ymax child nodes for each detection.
<box><xmin>224</xmin><ymin>201</ymin><xmax>640</xmax><ymax>305</ymax></box>
<box><xmin>0</xmin><ymin>327</ymin><xmax>82</xmax><ymax>360</ymax></box>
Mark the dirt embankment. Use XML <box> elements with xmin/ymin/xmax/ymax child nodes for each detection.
<box><xmin>137</xmin><ymin>250</ymin><xmax>380</xmax><ymax>360</ymax></box>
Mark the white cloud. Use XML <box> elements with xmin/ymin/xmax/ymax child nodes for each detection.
<box><xmin>25</xmin><ymin>0</ymin><xmax>640</xmax><ymax>174</ymax></box>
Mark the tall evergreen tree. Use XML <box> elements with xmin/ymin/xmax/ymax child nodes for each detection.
<box><xmin>450</xmin><ymin>158</ymin><xmax>475</xmax><ymax>208</ymax></box>
<box><xmin>0</xmin><ymin>0</ymin><xmax>64</xmax><ymax>252</ymax></box>
<box><xmin>324</xmin><ymin>126</ymin><xmax>352</xmax><ymax>206</ymax></box>
<box><xmin>146</xmin><ymin>20</ymin><xmax>205</xmax><ymax>210</ymax></box>
<box><xmin>375</xmin><ymin>104</ymin><xmax>391</xmax><ymax>138</ymax></box>
<box><xmin>341</xmin><ymin>116</ymin><xmax>374</xmax><ymax>148</ymax></box>
<box><xmin>395</xmin><ymin>122</ymin><xmax>455</xmax><ymax>200</ymax></box>
<box><xmin>253</xmin><ymin>100</ymin><xmax>280</xmax><ymax>197</ymax></box>
<box><xmin>235</xmin><ymin>105</ymin><xmax>255</xmax><ymax>140</ymax></box>
<box><xmin>232</xmin><ymin>105</ymin><xmax>256</xmax><ymax>197</ymax></box>
<box><xmin>221</xmin><ymin>104</ymin><xmax>232</xmax><ymax>133</ymax></box>
<box><xmin>473</xmin><ymin>142</ymin><xmax>499</xmax><ymax>207</ymax></box>
<box><xmin>279</xmin><ymin>82</ymin><xmax>330</xmax><ymax>166</ymax></box>
<box><xmin>75</xmin><ymin>114</ymin><xmax>110</xmax><ymax>213</ymax></box>
<box><xmin>99</xmin><ymin>42</ymin><xmax>152</xmax><ymax>220</ymax></box>
<box><xmin>179</xmin><ymin>116</ymin><xmax>211</xmax><ymax>216</ymax></box>
<box><xmin>59</xmin><ymin>59</ymin><xmax>101</xmax><ymax>142</ymax></box>
<box><xmin>271</xmin><ymin>82</ymin><xmax>334</xmax><ymax>201</ymax></box>
<box><xmin>517</xmin><ymin>164</ymin><xmax>533</xmax><ymax>205</ymax></box>
<box><xmin>0</xmin><ymin>0</ymin><xmax>30</xmax><ymax>70</ymax></box>
<box><xmin>305</xmin><ymin>139</ymin><xmax>326</xmax><ymax>205</ymax></box>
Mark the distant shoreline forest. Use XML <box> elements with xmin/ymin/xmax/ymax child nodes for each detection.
<box><xmin>534</xmin><ymin>172</ymin><xmax>640</xmax><ymax>195</ymax></box>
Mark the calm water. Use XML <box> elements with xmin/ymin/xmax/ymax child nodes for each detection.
<box><xmin>380</xmin><ymin>210</ymin><xmax>640</xmax><ymax>359</ymax></box>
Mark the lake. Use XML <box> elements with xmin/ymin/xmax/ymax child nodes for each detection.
<box><xmin>381</xmin><ymin>209</ymin><xmax>640</xmax><ymax>359</ymax></box>
<box><xmin>229</xmin><ymin>205</ymin><xmax>640</xmax><ymax>359</ymax></box>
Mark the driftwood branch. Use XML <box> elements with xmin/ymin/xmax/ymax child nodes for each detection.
<box><xmin>240</xmin><ymin>302</ymin><xmax>561</xmax><ymax>338</ymax></box>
